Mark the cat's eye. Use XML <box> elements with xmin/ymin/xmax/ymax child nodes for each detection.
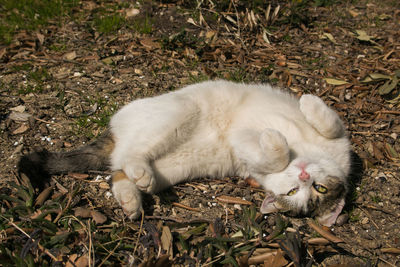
<box><xmin>313</xmin><ymin>183</ymin><xmax>328</xmax><ymax>194</ymax></box>
<box><xmin>287</xmin><ymin>188</ymin><xmax>298</xmax><ymax>196</ymax></box>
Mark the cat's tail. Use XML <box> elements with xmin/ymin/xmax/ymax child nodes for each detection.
<box><xmin>18</xmin><ymin>131</ymin><xmax>114</xmax><ymax>188</ymax></box>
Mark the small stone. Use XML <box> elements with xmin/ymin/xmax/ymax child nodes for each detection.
<box><xmin>361</xmin><ymin>217</ymin><xmax>369</xmax><ymax>224</ymax></box>
<box><xmin>125</xmin><ymin>8</ymin><xmax>140</xmax><ymax>18</ymax></box>
<box><xmin>134</xmin><ymin>68</ymin><xmax>143</xmax><ymax>75</ymax></box>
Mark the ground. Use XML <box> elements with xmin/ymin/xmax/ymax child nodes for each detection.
<box><xmin>0</xmin><ymin>0</ymin><xmax>400</xmax><ymax>266</ymax></box>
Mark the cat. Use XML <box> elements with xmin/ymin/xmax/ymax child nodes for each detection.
<box><xmin>18</xmin><ymin>80</ymin><xmax>351</xmax><ymax>226</ymax></box>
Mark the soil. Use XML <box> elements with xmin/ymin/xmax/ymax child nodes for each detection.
<box><xmin>1</xmin><ymin>0</ymin><xmax>400</xmax><ymax>266</ymax></box>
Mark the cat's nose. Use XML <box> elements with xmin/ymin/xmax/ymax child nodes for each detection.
<box><xmin>298</xmin><ymin>170</ymin><xmax>310</xmax><ymax>181</ymax></box>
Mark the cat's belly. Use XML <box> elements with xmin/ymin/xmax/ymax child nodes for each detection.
<box><xmin>151</xmin><ymin>134</ymin><xmax>239</xmax><ymax>191</ymax></box>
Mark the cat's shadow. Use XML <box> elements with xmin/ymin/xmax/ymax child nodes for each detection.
<box><xmin>344</xmin><ymin>150</ymin><xmax>364</xmax><ymax>212</ymax></box>
<box><xmin>142</xmin><ymin>188</ymin><xmax>179</xmax><ymax>216</ymax></box>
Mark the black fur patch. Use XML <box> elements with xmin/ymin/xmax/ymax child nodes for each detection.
<box><xmin>18</xmin><ymin>131</ymin><xmax>114</xmax><ymax>189</ymax></box>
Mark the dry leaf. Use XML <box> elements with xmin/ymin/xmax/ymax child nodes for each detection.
<box><xmin>372</xmin><ymin>142</ymin><xmax>385</xmax><ymax>161</ymax></box>
<box><xmin>0</xmin><ymin>47</ymin><xmax>6</xmax><ymax>59</ymax></box>
<box><xmin>307</xmin><ymin>237</ymin><xmax>330</xmax><ymax>245</ymax></box>
<box><xmin>248</xmin><ymin>251</ymin><xmax>276</xmax><ymax>264</ymax></box>
<box><xmin>369</xmin><ymin>73</ymin><xmax>391</xmax><ymax>80</ymax></box>
<box><xmin>381</xmin><ymin>248</ymin><xmax>400</xmax><ymax>254</ymax></box>
<box><xmin>66</xmin><ymin>254</ymin><xmax>88</xmax><ymax>267</ymax></box>
<box><xmin>90</xmin><ymin>210</ymin><xmax>107</xmax><ymax>224</ymax></box>
<box><xmin>74</xmin><ymin>207</ymin><xmax>91</xmax><ymax>218</ymax></box>
<box><xmin>348</xmin><ymin>9</ymin><xmax>360</xmax><ymax>17</ymax></box>
<box><xmin>66</xmin><ymin>254</ymin><xmax>78</xmax><ymax>267</ymax></box>
<box><xmin>216</xmin><ymin>195</ymin><xmax>253</xmax><ymax>205</ymax></box>
<box><xmin>307</xmin><ymin>220</ymin><xmax>343</xmax><ymax>243</ymax></box>
<box><xmin>75</xmin><ymin>255</ymin><xmax>89</xmax><ymax>267</ymax></box>
<box><xmin>36</xmin><ymin>33</ymin><xmax>45</xmax><ymax>45</ymax></box>
<box><xmin>69</xmin><ymin>173</ymin><xmax>89</xmax><ymax>180</ymax></box>
<box><xmin>320</xmin><ymin>32</ymin><xmax>337</xmax><ymax>44</ymax></box>
<box><xmin>63</xmin><ymin>51</ymin><xmax>77</xmax><ymax>60</ymax></box>
<box><xmin>324</xmin><ymin>78</ymin><xmax>348</xmax><ymax>85</ymax></box>
<box><xmin>269</xmin><ymin>249</ymin><xmax>288</xmax><ymax>267</ymax></box>
<box><xmin>161</xmin><ymin>226</ymin><xmax>173</xmax><ymax>258</ymax></box>
<box><xmin>9</xmin><ymin>111</ymin><xmax>31</xmax><ymax>122</ymax></box>
<box><xmin>355</xmin><ymin>30</ymin><xmax>373</xmax><ymax>41</ymax></box>
<box><xmin>35</xmin><ymin>187</ymin><xmax>53</xmax><ymax>206</ymax></box>
<box><xmin>378</xmin><ymin>76</ymin><xmax>398</xmax><ymax>95</ymax></box>
<box><xmin>385</xmin><ymin>143</ymin><xmax>399</xmax><ymax>159</ymax></box>
<box><xmin>140</xmin><ymin>38</ymin><xmax>161</xmax><ymax>49</ymax></box>
<box><xmin>187</xmin><ymin>17</ymin><xmax>197</xmax><ymax>26</ymax></box>
<box><xmin>10</xmin><ymin>105</ymin><xmax>26</xmax><ymax>112</ymax></box>
<box><xmin>12</xmin><ymin>124</ymin><xmax>29</xmax><ymax>134</ymax></box>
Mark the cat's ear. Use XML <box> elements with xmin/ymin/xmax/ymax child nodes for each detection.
<box><xmin>317</xmin><ymin>198</ymin><xmax>345</xmax><ymax>226</ymax></box>
<box><xmin>260</xmin><ymin>193</ymin><xmax>285</xmax><ymax>213</ymax></box>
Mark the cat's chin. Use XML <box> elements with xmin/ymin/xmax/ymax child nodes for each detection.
<box><xmin>260</xmin><ymin>192</ymin><xmax>346</xmax><ymax>227</ymax></box>
<box><xmin>316</xmin><ymin>198</ymin><xmax>345</xmax><ymax>227</ymax></box>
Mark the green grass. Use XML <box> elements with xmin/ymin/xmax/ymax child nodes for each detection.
<box><xmin>94</xmin><ymin>14</ymin><xmax>125</xmax><ymax>34</ymax></box>
<box><xmin>0</xmin><ymin>0</ymin><xmax>79</xmax><ymax>44</ymax></box>
<box><xmin>73</xmin><ymin>96</ymin><xmax>118</xmax><ymax>138</ymax></box>
<box><xmin>129</xmin><ymin>15</ymin><xmax>154</xmax><ymax>34</ymax></box>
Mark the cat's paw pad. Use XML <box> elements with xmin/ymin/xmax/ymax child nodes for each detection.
<box><xmin>112</xmin><ymin>180</ymin><xmax>143</xmax><ymax>219</ymax></box>
<box><xmin>125</xmin><ymin>165</ymin><xmax>156</xmax><ymax>193</ymax></box>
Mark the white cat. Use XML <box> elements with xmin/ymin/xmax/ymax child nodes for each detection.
<box><xmin>19</xmin><ymin>80</ymin><xmax>351</xmax><ymax>226</ymax></box>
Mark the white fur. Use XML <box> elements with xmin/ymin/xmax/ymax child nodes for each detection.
<box><xmin>109</xmin><ymin>80</ymin><xmax>350</xmax><ymax>218</ymax></box>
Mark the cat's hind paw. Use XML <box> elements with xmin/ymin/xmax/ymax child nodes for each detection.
<box><xmin>299</xmin><ymin>94</ymin><xmax>345</xmax><ymax>139</ymax></box>
<box><xmin>124</xmin><ymin>164</ymin><xmax>157</xmax><ymax>193</ymax></box>
<box><xmin>112</xmin><ymin>178</ymin><xmax>143</xmax><ymax>219</ymax></box>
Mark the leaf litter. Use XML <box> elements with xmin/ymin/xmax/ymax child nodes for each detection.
<box><xmin>0</xmin><ymin>0</ymin><xmax>400</xmax><ymax>266</ymax></box>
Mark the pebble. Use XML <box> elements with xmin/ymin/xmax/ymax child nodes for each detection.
<box><xmin>361</xmin><ymin>217</ymin><xmax>369</xmax><ymax>224</ymax></box>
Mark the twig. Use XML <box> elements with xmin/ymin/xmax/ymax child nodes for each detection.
<box><xmin>53</xmin><ymin>191</ymin><xmax>72</xmax><ymax>223</ymax></box>
<box><xmin>307</xmin><ymin>220</ymin><xmax>344</xmax><ymax>243</ymax></box>
<box><xmin>34</xmin><ymin>117</ymin><xmax>63</xmax><ymax>127</ymax></box>
<box><xmin>133</xmin><ymin>209</ymin><xmax>145</xmax><ymax>255</ymax></box>
<box><xmin>358</xmin><ymin>207</ymin><xmax>379</xmax><ymax>229</ymax></box>
<box><xmin>172</xmin><ymin>202</ymin><xmax>201</xmax><ymax>212</ymax></box>
<box><xmin>1</xmin><ymin>215</ymin><xmax>58</xmax><ymax>261</ymax></box>
<box><xmin>98</xmin><ymin>239</ymin><xmax>122</xmax><ymax>267</ymax></box>
<box><xmin>352</xmin><ymin>131</ymin><xmax>393</xmax><ymax>137</ymax></box>
<box><xmin>216</xmin><ymin>195</ymin><xmax>253</xmax><ymax>205</ymax></box>
<box><xmin>87</xmin><ymin>220</ymin><xmax>94</xmax><ymax>267</ymax></box>
<box><xmin>144</xmin><ymin>215</ymin><xmax>212</xmax><ymax>224</ymax></box>
<box><xmin>375</xmin><ymin>110</ymin><xmax>400</xmax><ymax>115</ymax></box>
<box><xmin>378</xmin><ymin>256</ymin><xmax>397</xmax><ymax>267</ymax></box>
<box><xmin>203</xmin><ymin>238</ymin><xmax>260</xmax><ymax>266</ymax></box>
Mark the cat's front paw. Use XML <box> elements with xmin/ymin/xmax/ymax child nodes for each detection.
<box><xmin>124</xmin><ymin>164</ymin><xmax>156</xmax><ymax>193</ymax></box>
<box><xmin>260</xmin><ymin>129</ymin><xmax>290</xmax><ymax>172</ymax></box>
<box><xmin>112</xmin><ymin>179</ymin><xmax>143</xmax><ymax>219</ymax></box>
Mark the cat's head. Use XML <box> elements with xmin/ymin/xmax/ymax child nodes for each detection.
<box><xmin>259</xmin><ymin>157</ymin><xmax>348</xmax><ymax>226</ymax></box>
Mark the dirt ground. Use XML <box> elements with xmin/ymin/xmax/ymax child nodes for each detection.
<box><xmin>1</xmin><ymin>0</ymin><xmax>400</xmax><ymax>266</ymax></box>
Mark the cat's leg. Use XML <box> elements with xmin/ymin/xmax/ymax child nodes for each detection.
<box><xmin>299</xmin><ymin>95</ymin><xmax>345</xmax><ymax>139</ymax></box>
<box><xmin>112</xmin><ymin>170</ymin><xmax>143</xmax><ymax>219</ymax></box>
<box><xmin>111</xmin><ymin>96</ymin><xmax>200</xmax><ymax>194</ymax></box>
<box><xmin>230</xmin><ymin>128</ymin><xmax>290</xmax><ymax>174</ymax></box>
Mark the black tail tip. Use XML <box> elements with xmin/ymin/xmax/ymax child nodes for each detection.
<box><xmin>17</xmin><ymin>150</ymin><xmax>51</xmax><ymax>189</ymax></box>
